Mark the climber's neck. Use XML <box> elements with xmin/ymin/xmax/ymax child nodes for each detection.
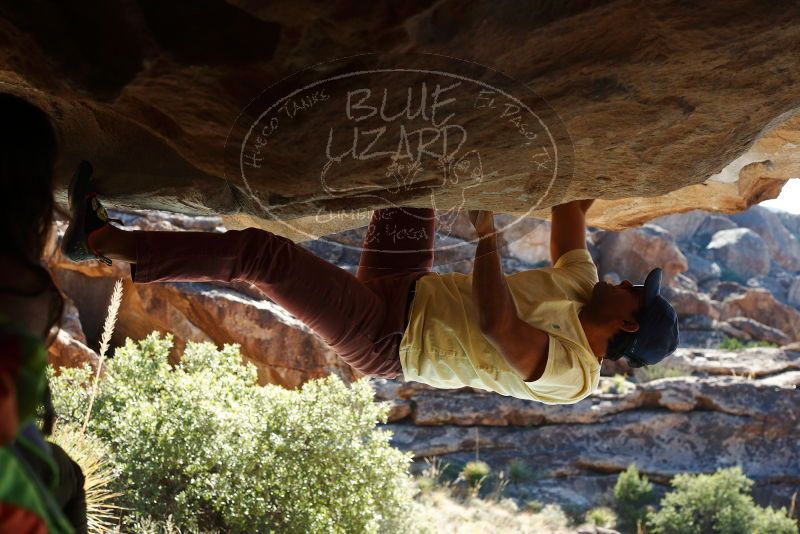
<box><xmin>578</xmin><ymin>306</ymin><xmax>614</xmax><ymax>364</ymax></box>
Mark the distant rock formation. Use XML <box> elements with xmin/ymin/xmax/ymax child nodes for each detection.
<box><xmin>373</xmin><ymin>346</ymin><xmax>800</xmax><ymax>513</ymax></box>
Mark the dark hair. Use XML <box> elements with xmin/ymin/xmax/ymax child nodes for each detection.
<box><xmin>0</xmin><ymin>92</ymin><xmax>63</xmax><ymax>342</ymax></box>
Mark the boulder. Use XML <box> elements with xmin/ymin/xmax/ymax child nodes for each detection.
<box><xmin>378</xmin><ymin>346</ymin><xmax>800</xmax><ymax>511</ymax></box>
<box><xmin>729</xmin><ymin>206</ymin><xmax>800</xmax><ymax>271</ymax></box>
<box><xmin>386</xmin><ymin>402</ymin><xmax>798</xmax><ymax>506</ymax></box>
<box><xmin>47</xmin><ymin>330</ymin><xmax>98</xmax><ymax>370</ymax></box>
<box><xmin>661</xmin><ymin>286</ymin><xmax>720</xmax><ymax>319</ymax></box>
<box><xmin>635</xmin><ymin>375</ymin><xmax>799</xmax><ymax>421</ymax></box>
<box><xmin>706</xmin><ymin>228</ymin><xmax>770</xmax><ymax>281</ymax></box>
<box><xmin>724</xmin><ymin>317</ymin><xmax>791</xmax><ymax>346</ymax></box>
<box><xmin>671</xmin><ymin>273</ymin><xmax>699</xmax><ymax>292</ymax></box>
<box><xmin>775</xmin><ymin>210</ymin><xmax>800</xmax><ymax>238</ymax></box>
<box><xmin>678</xmin><ymin>330</ymin><xmax>727</xmax><ymax>349</ymax></box>
<box><xmin>47</xmin><ymin>297</ymin><xmax>98</xmax><ymax>370</ymax></box>
<box><xmin>495</xmin><ymin>215</ymin><xmax>552</xmax><ymax>266</ymax></box>
<box><xmin>719</xmin><ymin>288</ymin><xmax>800</xmax><ymax>341</ymax></box>
<box><xmin>679</xmin><ymin>314</ymin><xmax>715</xmax><ymax>331</ymax></box>
<box><xmin>685</xmin><ymin>253</ymin><xmax>722</xmax><ymax>285</ymax></box>
<box><xmin>376</xmin><ymin>370</ymin><xmax>799</xmax><ymax>427</ymax></box>
<box><xmin>669</xmin><ymin>347</ymin><xmax>800</xmax><ymax>377</ymax></box>
<box><xmin>694</xmin><ymin>215</ymin><xmax>738</xmax><ymax>248</ymax></box>
<box><xmin>0</xmin><ymin>1</ymin><xmax>797</xmax><ymax>238</ymax></box>
<box><xmin>711</xmin><ymin>281</ymin><xmax>748</xmax><ymax>301</ymax></box>
<box><xmin>59</xmin><ymin>297</ymin><xmax>87</xmax><ymax>345</ymax></box>
<box><xmin>744</xmin><ymin>265</ymin><xmax>794</xmax><ymax>305</ymax></box>
<box><xmin>788</xmin><ymin>278</ymin><xmax>800</xmax><ymax>308</ymax></box>
<box><xmin>595</xmin><ymin>224</ymin><xmax>688</xmax><ymax>286</ymax></box>
<box><xmin>651</xmin><ymin>210</ymin><xmax>710</xmax><ymax>243</ymax></box>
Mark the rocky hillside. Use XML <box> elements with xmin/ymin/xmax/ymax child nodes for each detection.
<box><xmin>374</xmin><ymin>345</ymin><xmax>800</xmax><ymax>512</ymax></box>
<box><xmin>44</xmin><ymin>204</ymin><xmax>799</xmax><ymax>518</ymax></box>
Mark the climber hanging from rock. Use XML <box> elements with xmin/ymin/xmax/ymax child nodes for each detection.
<box><xmin>62</xmin><ymin>163</ymin><xmax>678</xmax><ymax>404</ymax></box>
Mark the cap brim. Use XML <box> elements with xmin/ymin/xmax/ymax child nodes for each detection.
<box><xmin>633</xmin><ymin>268</ymin><xmax>663</xmax><ymax>307</ymax></box>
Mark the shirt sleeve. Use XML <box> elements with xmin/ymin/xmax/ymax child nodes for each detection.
<box><xmin>552</xmin><ymin>248</ymin><xmax>599</xmax><ymax>298</ymax></box>
<box><xmin>523</xmin><ymin>334</ymin><xmax>595</xmax><ymax>404</ymax></box>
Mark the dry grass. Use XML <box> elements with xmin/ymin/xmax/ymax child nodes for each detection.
<box><xmin>50</xmin><ymin>424</ymin><xmax>124</xmax><ymax>533</ymax></box>
<box><xmin>83</xmin><ymin>279</ymin><xmax>123</xmax><ymax>431</ymax></box>
<box><xmin>412</xmin><ymin>487</ymin><xmax>573</xmax><ymax>534</ymax></box>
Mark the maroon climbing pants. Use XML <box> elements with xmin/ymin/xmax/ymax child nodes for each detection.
<box><xmin>130</xmin><ymin>208</ymin><xmax>436</xmax><ymax>379</ymax></box>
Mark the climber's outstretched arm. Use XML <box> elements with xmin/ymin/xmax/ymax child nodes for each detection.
<box><xmin>550</xmin><ymin>199</ymin><xmax>594</xmax><ymax>263</ymax></box>
<box><xmin>469</xmin><ymin>210</ymin><xmax>549</xmax><ymax>382</ymax></box>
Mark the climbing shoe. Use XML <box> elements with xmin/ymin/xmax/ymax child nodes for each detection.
<box><xmin>61</xmin><ymin>160</ymin><xmax>123</xmax><ymax>266</ymax></box>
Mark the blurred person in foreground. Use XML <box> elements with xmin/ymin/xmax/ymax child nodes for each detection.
<box><xmin>0</xmin><ymin>93</ymin><xmax>87</xmax><ymax>533</ymax></box>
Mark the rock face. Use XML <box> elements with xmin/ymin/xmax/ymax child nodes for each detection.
<box><xmin>373</xmin><ymin>346</ymin><xmax>800</xmax><ymax>513</ymax></box>
<box><xmin>47</xmin><ymin>299</ymin><xmax>98</xmax><ymax>370</ymax></box>
<box><xmin>789</xmin><ymin>278</ymin><xmax>800</xmax><ymax>308</ymax></box>
<box><xmin>729</xmin><ymin>206</ymin><xmax>800</xmax><ymax>272</ymax></box>
<box><xmin>706</xmin><ymin>228</ymin><xmax>770</xmax><ymax>281</ymax></box>
<box><xmin>719</xmin><ymin>288</ymin><xmax>800</xmax><ymax>341</ymax></box>
<box><xmin>1</xmin><ymin>1</ymin><xmax>799</xmax><ymax>239</ymax></box>
<box><xmin>717</xmin><ymin>317</ymin><xmax>791</xmax><ymax>346</ymax></box>
<box><xmin>594</xmin><ymin>225</ymin><xmax>688</xmax><ymax>285</ymax></box>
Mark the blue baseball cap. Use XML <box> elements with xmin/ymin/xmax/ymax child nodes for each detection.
<box><xmin>608</xmin><ymin>268</ymin><xmax>680</xmax><ymax>367</ymax></box>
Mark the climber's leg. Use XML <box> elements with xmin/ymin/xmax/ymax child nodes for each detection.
<box><xmin>128</xmin><ymin>227</ymin><xmax>400</xmax><ymax>377</ymax></box>
<box><xmin>356</xmin><ymin>207</ymin><xmax>436</xmax><ymax>283</ymax></box>
<box><xmin>346</xmin><ymin>207</ymin><xmax>436</xmax><ymax>377</ymax></box>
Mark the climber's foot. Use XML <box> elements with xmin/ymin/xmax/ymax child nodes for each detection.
<box><xmin>61</xmin><ymin>161</ymin><xmax>124</xmax><ymax>266</ymax></box>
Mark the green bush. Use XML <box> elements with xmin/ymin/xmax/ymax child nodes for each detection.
<box><xmin>633</xmin><ymin>364</ymin><xmax>687</xmax><ymax>383</ymax></box>
<box><xmin>613</xmin><ymin>464</ymin><xmax>656</xmax><ymax>533</ymax></box>
<box><xmin>585</xmin><ymin>506</ymin><xmax>617</xmax><ymax>529</ymax></box>
<box><xmin>600</xmin><ymin>374</ymin><xmax>635</xmax><ymax>395</ymax></box>
<box><xmin>717</xmin><ymin>336</ymin><xmax>777</xmax><ymax>351</ymax></box>
<box><xmin>460</xmin><ymin>460</ymin><xmax>490</xmax><ymax>489</ymax></box>
<box><xmin>647</xmin><ymin>467</ymin><xmax>797</xmax><ymax>534</ymax></box>
<box><xmin>508</xmin><ymin>458</ymin><xmax>535</xmax><ymax>484</ymax></box>
<box><xmin>50</xmin><ymin>333</ymin><xmax>417</xmax><ymax>534</ymax></box>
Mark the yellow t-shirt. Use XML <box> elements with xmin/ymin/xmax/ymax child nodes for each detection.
<box><xmin>398</xmin><ymin>248</ymin><xmax>601</xmax><ymax>404</ymax></box>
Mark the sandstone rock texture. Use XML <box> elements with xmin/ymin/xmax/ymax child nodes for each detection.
<box><xmin>372</xmin><ymin>346</ymin><xmax>800</xmax><ymax>513</ymax></box>
<box><xmin>0</xmin><ymin>1</ymin><xmax>798</xmax><ymax>240</ymax></box>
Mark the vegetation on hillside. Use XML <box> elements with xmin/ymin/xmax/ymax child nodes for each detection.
<box><xmin>47</xmin><ymin>332</ymin><xmax>797</xmax><ymax>533</ymax></box>
<box><xmin>50</xmin><ymin>333</ymin><xmax>417</xmax><ymax>533</ymax></box>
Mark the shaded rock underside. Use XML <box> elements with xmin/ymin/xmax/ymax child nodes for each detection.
<box><xmin>0</xmin><ymin>0</ymin><xmax>798</xmax><ymax>238</ymax></box>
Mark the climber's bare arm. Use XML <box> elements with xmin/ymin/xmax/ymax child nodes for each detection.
<box><xmin>550</xmin><ymin>199</ymin><xmax>594</xmax><ymax>263</ymax></box>
<box><xmin>469</xmin><ymin>210</ymin><xmax>549</xmax><ymax>382</ymax></box>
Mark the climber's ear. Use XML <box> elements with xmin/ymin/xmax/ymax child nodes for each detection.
<box><xmin>620</xmin><ymin>318</ymin><xmax>639</xmax><ymax>334</ymax></box>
